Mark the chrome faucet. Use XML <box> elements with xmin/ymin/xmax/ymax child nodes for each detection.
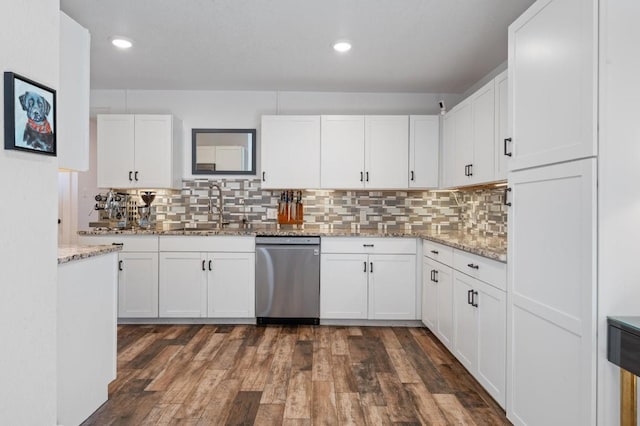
<box><xmin>208</xmin><ymin>182</ymin><xmax>225</xmax><ymax>228</ymax></box>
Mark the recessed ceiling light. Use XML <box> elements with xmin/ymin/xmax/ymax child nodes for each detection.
<box><xmin>333</xmin><ymin>41</ymin><xmax>352</xmax><ymax>53</ymax></box>
<box><xmin>111</xmin><ymin>37</ymin><xmax>133</xmax><ymax>49</ymax></box>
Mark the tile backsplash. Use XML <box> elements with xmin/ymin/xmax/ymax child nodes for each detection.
<box><xmin>137</xmin><ymin>178</ymin><xmax>508</xmax><ymax>237</ymax></box>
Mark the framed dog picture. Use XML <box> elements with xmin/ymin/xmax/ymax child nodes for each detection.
<box><xmin>4</xmin><ymin>72</ymin><xmax>56</xmax><ymax>156</ymax></box>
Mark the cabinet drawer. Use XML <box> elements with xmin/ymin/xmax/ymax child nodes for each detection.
<box><xmin>78</xmin><ymin>235</ymin><xmax>158</xmax><ymax>252</ymax></box>
<box><xmin>321</xmin><ymin>237</ymin><xmax>416</xmax><ymax>254</ymax></box>
<box><xmin>422</xmin><ymin>240</ymin><xmax>454</xmax><ymax>265</ymax></box>
<box><xmin>159</xmin><ymin>236</ymin><xmax>255</xmax><ymax>252</ymax></box>
<box><xmin>453</xmin><ymin>250</ymin><xmax>506</xmax><ymax>291</ymax></box>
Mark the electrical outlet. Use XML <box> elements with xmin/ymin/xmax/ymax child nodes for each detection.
<box><xmin>266</xmin><ymin>208</ymin><xmax>277</xmax><ymax>219</ymax></box>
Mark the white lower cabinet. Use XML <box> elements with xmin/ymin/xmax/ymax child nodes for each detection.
<box><xmin>320</xmin><ymin>254</ymin><xmax>369</xmax><ymax>319</ymax></box>
<box><xmin>158</xmin><ymin>236</ymin><xmax>255</xmax><ymax>319</ymax></box>
<box><xmin>453</xmin><ymin>271</ymin><xmax>506</xmax><ymax>407</ymax></box>
<box><xmin>78</xmin><ymin>235</ymin><xmax>159</xmax><ymax>318</ymax></box>
<box><xmin>422</xmin><ymin>256</ymin><xmax>454</xmax><ymax>350</ymax></box>
<box><xmin>159</xmin><ymin>251</ymin><xmax>255</xmax><ymax>318</ymax></box>
<box><xmin>207</xmin><ymin>252</ymin><xmax>255</xmax><ymax>318</ymax></box>
<box><xmin>368</xmin><ymin>254</ymin><xmax>416</xmax><ymax>320</ymax></box>
<box><xmin>159</xmin><ymin>252</ymin><xmax>208</xmax><ymax>317</ymax></box>
<box><xmin>422</xmin><ymin>239</ymin><xmax>506</xmax><ymax>408</ymax></box>
<box><xmin>118</xmin><ymin>252</ymin><xmax>159</xmax><ymax>318</ymax></box>
<box><xmin>320</xmin><ymin>238</ymin><xmax>417</xmax><ymax>320</ymax></box>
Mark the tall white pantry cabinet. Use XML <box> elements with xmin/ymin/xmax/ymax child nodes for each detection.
<box><xmin>506</xmin><ymin>0</ymin><xmax>598</xmax><ymax>425</ymax></box>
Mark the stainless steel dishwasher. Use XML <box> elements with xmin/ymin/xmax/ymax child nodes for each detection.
<box><xmin>255</xmin><ymin>236</ymin><xmax>320</xmax><ymax>325</ymax></box>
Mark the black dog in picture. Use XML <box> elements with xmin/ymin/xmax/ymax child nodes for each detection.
<box><xmin>19</xmin><ymin>91</ymin><xmax>53</xmax><ymax>151</ymax></box>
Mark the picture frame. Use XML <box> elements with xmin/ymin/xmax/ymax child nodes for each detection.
<box><xmin>4</xmin><ymin>72</ymin><xmax>57</xmax><ymax>156</ymax></box>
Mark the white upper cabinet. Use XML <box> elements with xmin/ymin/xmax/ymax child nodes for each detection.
<box><xmin>320</xmin><ymin>115</ymin><xmax>409</xmax><ymax>189</ymax></box>
<box><xmin>452</xmin><ymin>101</ymin><xmax>475</xmax><ymax>187</ymax></box>
<box><xmin>58</xmin><ymin>12</ymin><xmax>90</xmax><ymax>171</ymax></box>
<box><xmin>508</xmin><ymin>0</ymin><xmax>597</xmax><ymax>171</ymax></box>
<box><xmin>97</xmin><ymin>114</ymin><xmax>182</xmax><ymax>189</ymax></box>
<box><xmin>470</xmin><ymin>80</ymin><xmax>496</xmax><ymax>185</ymax></box>
<box><xmin>441</xmin><ymin>112</ymin><xmax>457</xmax><ymax>188</ymax></box>
<box><xmin>261</xmin><ymin>115</ymin><xmax>321</xmax><ymax>189</ymax></box>
<box><xmin>321</xmin><ymin>115</ymin><xmax>365</xmax><ymax>189</ymax></box>
<box><xmin>365</xmin><ymin>116</ymin><xmax>409</xmax><ymax>189</ymax></box>
<box><xmin>494</xmin><ymin>70</ymin><xmax>509</xmax><ymax>180</ymax></box>
<box><xmin>450</xmin><ymin>80</ymin><xmax>496</xmax><ymax>187</ymax></box>
<box><xmin>409</xmin><ymin>115</ymin><xmax>439</xmax><ymax>189</ymax></box>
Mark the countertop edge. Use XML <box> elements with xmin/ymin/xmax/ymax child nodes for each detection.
<box><xmin>58</xmin><ymin>244</ymin><xmax>123</xmax><ymax>265</ymax></box>
<box><xmin>77</xmin><ymin>229</ymin><xmax>507</xmax><ymax>262</ymax></box>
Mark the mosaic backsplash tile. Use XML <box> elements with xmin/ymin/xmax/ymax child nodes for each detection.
<box><xmin>111</xmin><ymin>178</ymin><xmax>508</xmax><ymax>238</ymax></box>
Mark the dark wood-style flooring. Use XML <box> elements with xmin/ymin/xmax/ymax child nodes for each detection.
<box><xmin>82</xmin><ymin>324</ymin><xmax>510</xmax><ymax>425</ymax></box>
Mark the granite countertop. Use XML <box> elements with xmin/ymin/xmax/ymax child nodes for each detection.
<box><xmin>79</xmin><ymin>225</ymin><xmax>507</xmax><ymax>262</ymax></box>
<box><xmin>418</xmin><ymin>230</ymin><xmax>507</xmax><ymax>262</ymax></box>
<box><xmin>58</xmin><ymin>244</ymin><xmax>123</xmax><ymax>265</ymax></box>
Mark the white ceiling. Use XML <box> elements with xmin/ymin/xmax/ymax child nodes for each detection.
<box><xmin>60</xmin><ymin>0</ymin><xmax>535</xmax><ymax>93</ymax></box>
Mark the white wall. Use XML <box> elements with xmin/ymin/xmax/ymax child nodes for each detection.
<box><xmin>598</xmin><ymin>1</ymin><xmax>640</xmax><ymax>424</ymax></box>
<box><xmin>0</xmin><ymin>1</ymin><xmax>59</xmax><ymax>424</ymax></box>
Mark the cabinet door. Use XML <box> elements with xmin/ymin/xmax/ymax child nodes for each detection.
<box><xmin>409</xmin><ymin>115</ymin><xmax>439</xmax><ymax>189</ymax></box>
<box><xmin>261</xmin><ymin>115</ymin><xmax>320</xmax><ymax>189</ymax></box>
<box><xmin>321</xmin><ymin>115</ymin><xmax>365</xmax><ymax>189</ymax></box>
<box><xmin>118</xmin><ymin>252</ymin><xmax>158</xmax><ymax>318</ymax></box>
<box><xmin>507</xmin><ymin>158</ymin><xmax>596</xmax><ymax>426</ymax></box>
<box><xmin>435</xmin><ymin>263</ymin><xmax>455</xmax><ymax>351</ymax></box>
<box><xmin>453</xmin><ymin>272</ymin><xmax>478</xmax><ymax>372</ymax></box>
<box><xmin>368</xmin><ymin>254</ymin><xmax>416</xmax><ymax>320</ymax></box>
<box><xmin>494</xmin><ymin>70</ymin><xmax>509</xmax><ymax>181</ymax></box>
<box><xmin>421</xmin><ymin>257</ymin><xmax>439</xmax><ymax>329</ymax></box>
<box><xmin>58</xmin><ymin>12</ymin><xmax>90</xmax><ymax>172</ymax></box>
<box><xmin>97</xmin><ymin>115</ymin><xmax>135</xmax><ymax>188</ymax></box>
<box><xmin>365</xmin><ymin>116</ymin><xmax>409</xmax><ymax>189</ymax></box>
<box><xmin>441</xmin><ymin>111</ymin><xmax>456</xmax><ymax>188</ymax></box>
<box><xmin>469</xmin><ymin>80</ymin><xmax>495</xmax><ymax>185</ymax></box>
<box><xmin>508</xmin><ymin>0</ymin><xmax>596</xmax><ymax>171</ymax></box>
<box><xmin>320</xmin><ymin>253</ymin><xmax>368</xmax><ymax>319</ymax></box>
<box><xmin>134</xmin><ymin>115</ymin><xmax>173</xmax><ymax>188</ymax></box>
<box><xmin>476</xmin><ymin>279</ymin><xmax>507</xmax><ymax>408</ymax></box>
<box><xmin>159</xmin><ymin>252</ymin><xmax>207</xmax><ymax>317</ymax></box>
<box><xmin>208</xmin><ymin>252</ymin><xmax>255</xmax><ymax>318</ymax></box>
<box><xmin>453</xmin><ymin>102</ymin><xmax>473</xmax><ymax>187</ymax></box>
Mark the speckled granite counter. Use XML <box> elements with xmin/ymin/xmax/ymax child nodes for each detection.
<box><xmin>79</xmin><ymin>226</ymin><xmax>506</xmax><ymax>262</ymax></box>
<box><xmin>418</xmin><ymin>230</ymin><xmax>507</xmax><ymax>262</ymax></box>
<box><xmin>58</xmin><ymin>244</ymin><xmax>123</xmax><ymax>265</ymax></box>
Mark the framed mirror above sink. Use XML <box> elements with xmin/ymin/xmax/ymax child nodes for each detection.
<box><xmin>192</xmin><ymin>128</ymin><xmax>256</xmax><ymax>175</ymax></box>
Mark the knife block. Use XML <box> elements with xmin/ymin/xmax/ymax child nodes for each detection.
<box><xmin>277</xmin><ymin>201</ymin><xmax>304</xmax><ymax>225</ymax></box>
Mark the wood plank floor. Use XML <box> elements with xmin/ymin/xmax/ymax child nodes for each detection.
<box><xmin>82</xmin><ymin>324</ymin><xmax>510</xmax><ymax>425</ymax></box>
